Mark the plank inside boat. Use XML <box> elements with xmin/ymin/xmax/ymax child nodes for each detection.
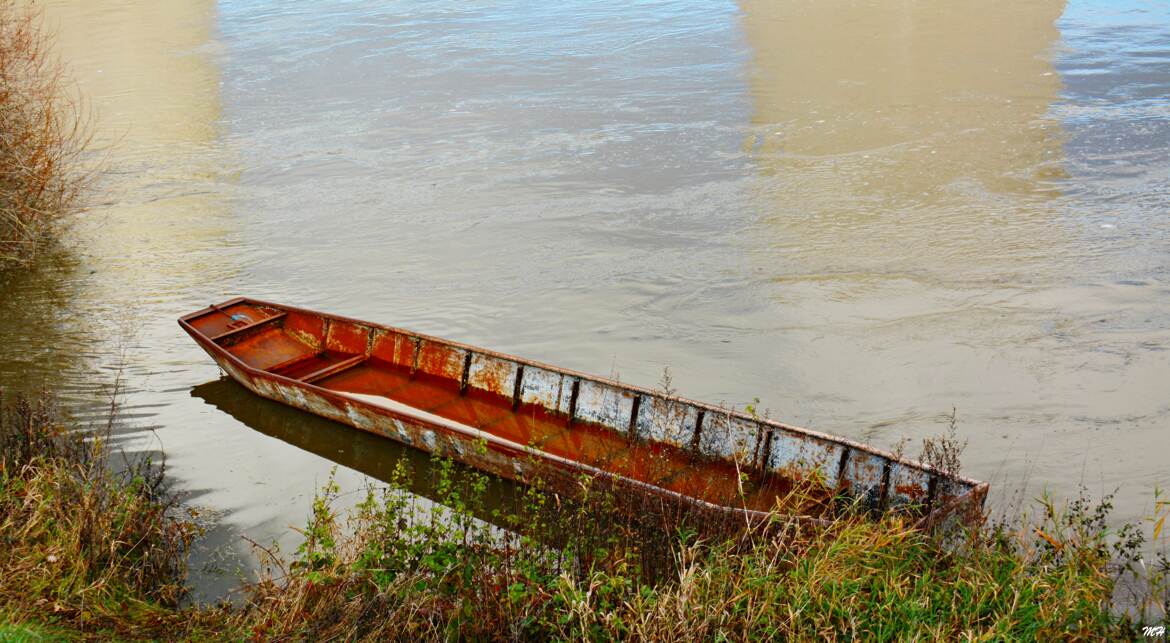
<box><xmin>179</xmin><ymin>297</ymin><xmax>989</xmax><ymax>527</ymax></box>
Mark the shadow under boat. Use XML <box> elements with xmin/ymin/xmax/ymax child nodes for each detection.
<box><xmin>190</xmin><ymin>377</ymin><xmax>529</xmax><ymax>527</ymax></box>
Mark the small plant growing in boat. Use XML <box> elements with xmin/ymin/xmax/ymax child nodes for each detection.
<box><xmin>921</xmin><ymin>406</ymin><xmax>967</xmax><ymax>475</ymax></box>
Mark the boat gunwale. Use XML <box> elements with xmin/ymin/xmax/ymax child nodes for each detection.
<box><xmin>180</xmin><ymin>297</ymin><xmax>989</xmax><ymax>524</ymax></box>
<box><xmin>180</xmin><ymin>317</ymin><xmax>811</xmax><ymax>526</ymax></box>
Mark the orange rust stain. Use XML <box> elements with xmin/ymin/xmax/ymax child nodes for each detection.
<box><xmin>326</xmin><ymin>321</ymin><xmax>369</xmax><ymax>354</ymax></box>
<box><xmin>225</xmin><ymin>327</ymin><xmax>315</xmax><ymax>370</ymax></box>
<box><xmin>895</xmin><ymin>483</ymin><xmax>926</xmax><ymax>500</ymax></box>
<box><xmin>370</xmin><ymin>330</ymin><xmax>415</xmax><ymax>368</ymax></box>
<box><xmin>272</xmin><ymin>350</ymin><xmax>354</xmax><ymax>380</ymax></box>
<box><xmin>467</xmin><ymin>355</ymin><xmax>515</xmax><ymax>398</ymax></box>
<box><xmin>189</xmin><ymin>303</ymin><xmax>277</xmax><ymax>338</ymax></box>
<box><xmin>416</xmin><ymin>341</ymin><xmax>463</xmax><ymax>380</ymax></box>
<box><xmin>285</xmin><ymin>311</ymin><xmax>326</xmax><ymax>349</ymax></box>
<box><xmin>314</xmin><ymin>356</ymin><xmax>803</xmax><ymax>512</ymax></box>
<box><xmin>212</xmin><ymin>315</ymin><xmax>822</xmax><ymax>515</ymax></box>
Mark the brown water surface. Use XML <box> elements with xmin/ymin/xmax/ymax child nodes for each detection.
<box><xmin>2</xmin><ymin>0</ymin><xmax>1168</xmax><ymax>601</ymax></box>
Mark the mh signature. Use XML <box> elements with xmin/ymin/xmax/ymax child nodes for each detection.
<box><xmin>1145</xmin><ymin>625</ymin><xmax>1166</xmax><ymax>638</ymax></box>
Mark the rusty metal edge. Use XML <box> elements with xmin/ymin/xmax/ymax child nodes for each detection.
<box><xmin>178</xmin><ymin>314</ymin><xmax>827</xmax><ymax>528</ymax></box>
<box><xmin>914</xmin><ymin>481</ymin><xmax>990</xmax><ymax>532</ymax></box>
<box><xmin>179</xmin><ymin>297</ymin><xmax>987</xmax><ymax>527</ymax></box>
<box><xmin>209</xmin><ymin>312</ymin><xmax>287</xmax><ymax>342</ymax></box>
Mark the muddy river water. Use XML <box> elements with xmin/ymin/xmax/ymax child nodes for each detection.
<box><xmin>1</xmin><ymin>0</ymin><xmax>1168</xmax><ymax>600</ymax></box>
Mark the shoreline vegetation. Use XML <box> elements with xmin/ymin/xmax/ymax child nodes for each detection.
<box><xmin>2</xmin><ymin>4</ymin><xmax>1168</xmax><ymax>641</ymax></box>
<box><xmin>0</xmin><ymin>2</ymin><xmax>90</xmax><ymax>267</ymax></box>
<box><xmin>1</xmin><ymin>391</ymin><xmax>1166</xmax><ymax>641</ymax></box>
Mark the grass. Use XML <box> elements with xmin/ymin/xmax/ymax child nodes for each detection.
<box><xmin>0</xmin><ymin>621</ymin><xmax>74</xmax><ymax>642</ymax></box>
<box><xmin>0</xmin><ymin>392</ymin><xmax>201</xmax><ymax>639</ymax></box>
<box><xmin>0</xmin><ymin>391</ymin><xmax>1166</xmax><ymax>640</ymax></box>
<box><xmin>0</xmin><ymin>1</ymin><xmax>91</xmax><ymax>266</ymax></box>
<box><xmin>223</xmin><ymin>462</ymin><xmax>1167</xmax><ymax>641</ymax></box>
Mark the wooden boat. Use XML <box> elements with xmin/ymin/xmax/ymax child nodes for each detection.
<box><xmin>180</xmin><ymin>297</ymin><xmax>988</xmax><ymax>529</ymax></box>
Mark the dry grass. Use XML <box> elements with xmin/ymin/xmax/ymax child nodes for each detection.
<box><xmin>223</xmin><ymin>455</ymin><xmax>762</xmax><ymax>641</ymax></box>
<box><xmin>221</xmin><ymin>461</ymin><xmax>1166</xmax><ymax>641</ymax></box>
<box><xmin>0</xmin><ymin>392</ymin><xmax>1165</xmax><ymax>640</ymax></box>
<box><xmin>0</xmin><ymin>393</ymin><xmax>199</xmax><ymax>639</ymax></box>
<box><xmin>921</xmin><ymin>407</ymin><xmax>968</xmax><ymax>476</ymax></box>
<box><xmin>0</xmin><ymin>1</ymin><xmax>91</xmax><ymax>266</ymax></box>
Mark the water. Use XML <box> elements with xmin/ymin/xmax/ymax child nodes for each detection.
<box><xmin>1</xmin><ymin>0</ymin><xmax>1168</xmax><ymax>600</ymax></box>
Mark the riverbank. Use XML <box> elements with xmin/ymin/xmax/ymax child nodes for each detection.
<box><xmin>1</xmin><ymin>392</ymin><xmax>1164</xmax><ymax>640</ymax></box>
<box><xmin>0</xmin><ymin>393</ymin><xmax>207</xmax><ymax>639</ymax></box>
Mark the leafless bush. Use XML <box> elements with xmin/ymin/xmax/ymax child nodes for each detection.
<box><xmin>0</xmin><ymin>1</ymin><xmax>91</xmax><ymax>265</ymax></box>
<box><xmin>921</xmin><ymin>407</ymin><xmax>967</xmax><ymax>476</ymax></box>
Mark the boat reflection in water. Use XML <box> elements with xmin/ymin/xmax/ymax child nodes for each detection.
<box><xmin>190</xmin><ymin>377</ymin><xmax>529</xmax><ymax>526</ymax></box>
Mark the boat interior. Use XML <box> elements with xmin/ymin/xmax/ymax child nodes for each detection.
<box><xmin>183</xmin><ymin>299</ymin><xmax>958</xmax><ymax>515</ymax></box>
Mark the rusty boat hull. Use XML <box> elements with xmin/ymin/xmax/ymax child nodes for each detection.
<box><xmin>180</xmin><ymin>297</ymin><xmax>988</xmax><ymax>529</ymax></box>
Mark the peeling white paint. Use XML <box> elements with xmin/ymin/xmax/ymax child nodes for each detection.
<box><xmin>520</xmin><ymin>365</ymin><xmax>562</xmax><ymax>410</ymax></box>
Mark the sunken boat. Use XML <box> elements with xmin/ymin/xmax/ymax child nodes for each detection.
<box><xmin>181</xmin><ymin>297</ymin><xmax>987</xmax><ymax>529</ymax></box>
